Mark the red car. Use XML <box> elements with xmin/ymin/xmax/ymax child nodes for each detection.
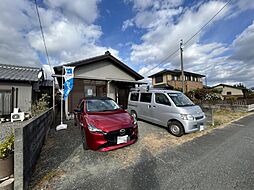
<box><xmin>74</xmin><ymin>96</ymin><xmax>138</xmax><ymax>151</ymax></box>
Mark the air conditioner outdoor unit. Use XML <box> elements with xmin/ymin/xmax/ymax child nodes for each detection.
<box><xmin>11</xmin><ymin>108</ymin><xmax>25</xmax><ymax>122</ymax></box>
<box><xmin>11</xmin><ymin>112</ymin><xmax>25</xmax><ymax>122</ymax></box>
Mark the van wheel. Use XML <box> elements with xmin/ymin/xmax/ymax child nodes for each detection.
<box><xmin>168</xmin><ymin>121</ymin><xmax>184</xmax><ymax>137</ymax></box>
<box><xmin>131</xmin><ymin>111</ymin><xmax>138</xmax><ymax>121</ymax></box>
<box><xmin>81</xmin><ymin>127</ymin><xmax>89</xmax><ymax>150</ymax></box>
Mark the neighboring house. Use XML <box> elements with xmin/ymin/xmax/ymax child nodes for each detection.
<box><xmin>213</xmin><ymin>84</ymin><xmax>244</xmax><ymax>97</ymax></box>
<box><xmin>53</xmin><ymin>51</ymin><xmax>144</xmax><ymax>111</ymax></box>
<box><xmin>0</xmin><ymin>64</ymin><xmax>47</xmax><ymax>116</ymax></box>
<box><xmin>148</xmin><ymin>69</ymin><xmax>205</xmax><ymax>92</ymax></box>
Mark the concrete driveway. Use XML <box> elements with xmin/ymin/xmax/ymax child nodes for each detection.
<box><xmin>29</xmin><ymin>114</ymin><xmax>254</xmax><ymax>190</ymax></box>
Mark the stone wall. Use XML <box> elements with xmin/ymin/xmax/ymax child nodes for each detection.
<box><xmin>14</xmin><ymin>108</ymin><xmax>53</xmax><ymax>190</ymax></box>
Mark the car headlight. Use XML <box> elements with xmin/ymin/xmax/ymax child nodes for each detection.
<box><xmin>180</xmin><ymin>114</ymin><xmax>194</xmax><ymax>120</ymax></box>
<box><xmin>87</xmin><ymin>124</ymin><xmax>106</xmax><ymax>134</ymax></box>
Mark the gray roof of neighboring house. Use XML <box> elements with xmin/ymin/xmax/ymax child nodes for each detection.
<box><xmin>0</xmin><ymin>64</ymin><xmax>42</xmax><ymax>82</ymax></box>
<box><xmin>148</xmin><ymin>69</ymin><xmax>205</xmax><ymax>78</ymax></box>
<box><xmin>212</xmin><ymin>84</ymin><xmax>245</xmax><ymax>90</ymax></box>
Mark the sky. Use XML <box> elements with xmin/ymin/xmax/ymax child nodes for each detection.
<box><xmin>0</xmin><ymin>0</ymin><xmax>254</xmax><ymax>87</ymax></box>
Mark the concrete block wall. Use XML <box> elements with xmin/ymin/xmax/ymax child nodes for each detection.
<box><xmin>14</xmin><ymin>108</ymin><xmax>53</xmax><ymax>190</ymax></box>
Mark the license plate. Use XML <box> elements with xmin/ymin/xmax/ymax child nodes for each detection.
<box><xmin>117</xmin><ymin>135</ymin><xmax>128</xmax><ymax>144</ymax></box>
<box><xmin>200</xmin><ymin>125</ymin><xmax>204</xmax><ymax>131</ymax></box>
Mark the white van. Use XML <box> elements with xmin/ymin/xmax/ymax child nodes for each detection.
<box><xmin>127</xmin><ymin>88</ymin><xmax>206</xmax><ymax>137</ymax></box>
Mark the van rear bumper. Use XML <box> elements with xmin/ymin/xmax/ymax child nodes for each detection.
<box><xmin>182</xmin><ymin>118</ymin><xmax>206</xmax><ymax>133</ymax></box>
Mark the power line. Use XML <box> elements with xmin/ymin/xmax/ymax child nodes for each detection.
<box><xmin>142</xmin><ymin>0</ymin><xmax>232</xmax><ymax>76</ymax></box>
<box><xmin>34</xmin><ymin>0</ymin><xmax>54</xmax><ymax>74</ymax></box>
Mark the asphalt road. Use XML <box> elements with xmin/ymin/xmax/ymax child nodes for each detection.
<box><xmin>62</xmin><ymin>114</ymin><xmax>254</xmax><ymax>190</ymax></box>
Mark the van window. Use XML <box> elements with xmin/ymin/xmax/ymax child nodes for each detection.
<box><xmin>130</xmin><ymin>93</ymin><xmax>139</xmax><ymax>101</ymax></box>
<box><xmin>168</xmin><ymin>93</ymin><xmax>194</xmax><ymax>107</ymax></box>
<box><xmin>155</xmin><ymin>93</ymin><xmax>171</xmax><ymax>106</ymax></box>
<box><xmin>140</xmin><ymin>93</ymin><xmax>152</xmax><ymax>103</ymax></box>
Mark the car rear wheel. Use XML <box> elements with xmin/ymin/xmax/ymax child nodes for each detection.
<box><xmin>168</xmin><ymin>121</ymin><xmax>184</xmax><ymax>137</ymax></box>
<box><xmin>81</xmin><ymin>127</ymin><xmax>89</xmax><ymax>150</ymax></box>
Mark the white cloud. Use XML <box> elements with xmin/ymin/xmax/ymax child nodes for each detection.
<box><xmin>0</xmin><ymin>0</ymin><xmax>118</xmax><ymax>76</ymax></box>
<box><xmin>127</xmin><ymin>0</ymin><xmax>254</xmax><ymax>87</ymax></box>
<box><xmin>130</xmin><ymin>1</ymin><xmax>229</xmax><ymax>64</ymax></box>
<box><xmin>28</xmin><ymin>20</ymin><xmax>102</xmax><ymax>53</ymax></box>
<box><xmin>44</xmin><ymin>0</ymin><xmax>100</xmax><ymax>24</ymax></box>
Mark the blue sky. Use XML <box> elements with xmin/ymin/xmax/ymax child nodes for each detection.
<box><xmin>0</xmin><ymin>0</ymin><xmax>254</xmax><ymax>87</ymax></box>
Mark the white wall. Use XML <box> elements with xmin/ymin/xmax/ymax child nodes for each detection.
<box><xmin>75</xmin><ymin>61</ymin><xmax>136</xmax><ymax>81</ymax></box>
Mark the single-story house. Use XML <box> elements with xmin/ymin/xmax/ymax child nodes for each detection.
<box><xmin>53</xmin><ymin>51</ymin><xmax>145</xmax><ymax>113</ymax></box>
<box><xmin>213</xmin><ymin>84</ymin><xmax>244</xmax><ymax>97</ymax></box>
<box><xmin>0</xmin><ymin>64</ymin><xmax>50</xmax><ymax>116</ymax></box>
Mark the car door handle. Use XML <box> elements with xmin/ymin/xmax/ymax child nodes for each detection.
<box><xmin>148</xmin><ymin>105</ymin><xmax>151</xmax><ymax>108</ymax></box>
<box><xmin>153</xmin><ymin>105</ymin><xmax>156</xmax><ymax>108</ymax></box>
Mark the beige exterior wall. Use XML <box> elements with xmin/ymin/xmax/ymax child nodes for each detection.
<box><xmin>214</xmin><ymin>85</ymin><xmax>243</xmax><ymax>96</ymax></box>
<box><xmin>107</xmin><ymin>82</ymin><xmax>117</xmax><ymax>100</ymax></box>
<box><xmin>75</xmin><ymin>61</ymin><xmax>136</xmax><ymax>81</ymax></box>
<box><xmin>0</xmin><ymin>83</ymin><xmax>32</xmax><ymax>113</ymax></box>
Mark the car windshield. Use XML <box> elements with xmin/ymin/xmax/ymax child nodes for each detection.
<box><xmin>167</xmin><ymin>93</ymin><xmax>195</xmax><ymax>107</ymax></box>
<box><xmin>86</xmin><ymin>99</ymin><xmax>120</xmax><ymax>112</ymax></box>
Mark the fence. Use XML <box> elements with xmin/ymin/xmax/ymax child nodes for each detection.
<box><xmin>14</xmin><ymin>108</ymin><xmax>53</xmax><ymax>190</ymax></box>
<box><xmin>196</xmin><ymin>99</ymin><xmax>254</xmax><ymax>112</ymax></box>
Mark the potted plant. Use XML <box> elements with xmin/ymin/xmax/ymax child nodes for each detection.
<box><xmin>0</xmin><ymin>134</ymin><xmax>14</xmax><ymax>179</ymax></box>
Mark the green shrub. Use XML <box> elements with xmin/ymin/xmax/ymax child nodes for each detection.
<box><xmin>0</xmin><ymin>134</ymin><xmax>14</xmax><ymax>159</ymax></box>
<box><xmin>31</xmin><ymin>94</ymin><xmax>50</xmax><ymax>116</ymax></box>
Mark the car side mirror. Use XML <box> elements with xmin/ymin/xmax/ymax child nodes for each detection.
<box><xmin>74</xmin><ymin>108</ymin><xmax>82</xmax><ymax>113</ymax></box>
<box><xmin>119</xmin><ymin>105</ymin><xmax>124</xmax><ymax>109</ymax></box>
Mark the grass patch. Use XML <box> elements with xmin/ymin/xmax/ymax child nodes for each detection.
<box><xmin>212</xmin><ymin>109</ymin><xmax>249</xmax><ymax>128</ymax></box>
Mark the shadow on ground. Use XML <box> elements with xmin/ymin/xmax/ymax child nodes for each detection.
<box><xmin>29</xmin><ymin>119</ymin><xmax>82</xmax><ymax>189</ymax></box>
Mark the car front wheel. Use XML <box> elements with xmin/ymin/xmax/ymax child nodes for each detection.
<box><xmin>168</xmin><ymin>121</ymin><xmax>184</xmax><ymax>137</ymax></box>
<box><xmin>81</xmin><ymin>127</ymin><xmax>89</xmax><ymax>150</ymax></box>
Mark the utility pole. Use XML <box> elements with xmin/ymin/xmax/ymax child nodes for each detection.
<box><xmin>180</xmin><ymin>39</ymin><xmax>185</xmax><ymax>93</ymax></box>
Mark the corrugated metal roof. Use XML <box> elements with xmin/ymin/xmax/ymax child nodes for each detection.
<box><xmin>0</xmin><ymin>64</ymin><xmax>42</xmax><ymax>82</ymax></box>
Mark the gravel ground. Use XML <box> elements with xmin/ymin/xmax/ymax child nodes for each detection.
<box><xmin>29</xmin><ymin>120</ymin><xmax>173</xmax><ymax>189</ymax></box>
<box><xmin>29</xmin><ymin>112</ymin><xmax>252</xmax><ymax>190</ymax></box>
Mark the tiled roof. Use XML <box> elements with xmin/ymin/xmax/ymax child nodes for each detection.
<box><xmin>148</xmin><ymin>69</ymin><xmax>205</xmax><ymax>78</ymax></box>
<box><xmin>54</xmin><ymin>51</ymin><xmax>144</xmax><ymax>80</ymax></box>
<box><xmin>0</xmin><ymin>64</ymin><xmax>42</xmax><ymax>82</ymax></box>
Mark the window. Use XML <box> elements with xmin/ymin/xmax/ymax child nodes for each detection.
<box><xmin>155</xmin><ymin>93</ymin><xmax>171</xmax><ymax>106</ymax></box>
<box><xmin>0</xmin><ymin>91</ymin><xmax>12</xmax><ymax>116</ymax></box>
<box><xmin>140</xmin><ymin>93</ymin><xmax>152</xmax><ymax>103</ymax></box>
<box><xmin>86</xmin><ymin>99</ymin><xmax>120</xmax><ymax>112</ymax></box>
<box><xmin>155</xmin><ymin>75</ymin><xmax>163</xmax><ymax>83</ymax></box>
<box><xmin>227</xmin><ymin>92</ymin><xmax>232</xmax><ymax>95</ymax></box>
<box><xmin>130</xmin><ymin>93</ymin><xmax>139</xmax><ymax>101</ymax></box>
<box><xmin>168</xmin><ymin>93</ymin><xmax>195</xmax><ymax>107</ymax></box>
